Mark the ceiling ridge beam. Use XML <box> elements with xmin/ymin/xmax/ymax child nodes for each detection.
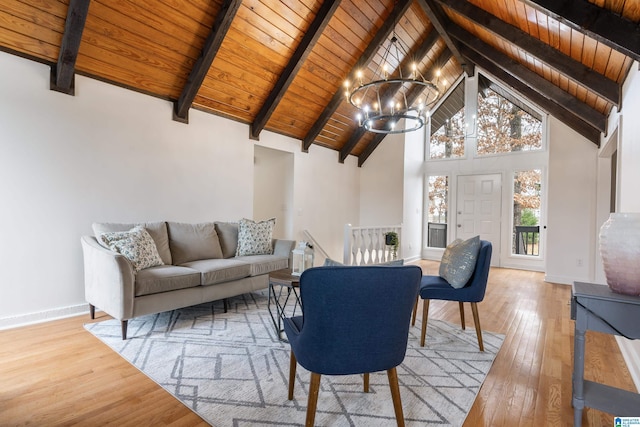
<box><xmin>173</xmin><ymin>0</ymin><xmax>241</xmax><ymax>124</ymax></box>
<box><xmin>338</xmin><ymin>29</ymin><xmax>440</xmax><ymax>163</ymax></box>
<box><xmin>523</xmin><ymin>0</ymin><xmax>640</xmax><ymax>63</ymax></box>
<box><xmin>250</xmin><ymin>0</ymin><xmax>342</xmax><ymax>141</ymax></box>
<box><xmin>416</xmin><ymin>0</ymin><xmax>473</xmax><ymax>76</ymax></box>
<box><xmin>358</xmin><ymin>48</ymin><xmax>453</xmax><ymax>167</ymax></box>
<box><xmin>437</xmin><ymin>0</ymin><xmax>620</xmax><ymax>106</ymax></box>
<box><xmin>302</xmin><ymin>0</ymin><xmax>412</xmax><ymax>152</ymax></box>
<box><xmin>448</xmin><ymin>24</ymin><xmax>606</xmax><ymax>133</ymax></box>
<box><xmin>50</xmin><ymin>0</ymin><xmax>91</xmax><ymax>95</ymax></box>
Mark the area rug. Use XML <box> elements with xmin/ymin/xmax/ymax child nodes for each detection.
<box><xmin>85</xmin><ymin>291</ymin><xmax>503</xmax><ymax>426</ymax></box>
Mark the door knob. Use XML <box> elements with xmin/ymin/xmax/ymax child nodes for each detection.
<box><xmin>457</xmin><ymin>224</ymin><xmax>462</xmax><ymax>228</ymax></box>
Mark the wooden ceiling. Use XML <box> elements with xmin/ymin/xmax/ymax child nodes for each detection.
<box><xmin>1</xmin><ymin>0</ymin><xmax>638</xmax><ymax>165</ymax></box>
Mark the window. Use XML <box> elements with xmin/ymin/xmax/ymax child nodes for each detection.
<box><xmin>476</xmin><ymin>76</ymin><xmax>542</xmax><ymax>156</ymax></box>
<box><xmin>429</xmin><ymin>81</ymin><xmax>465</xmax><ymax>159</ymax></box>
<box><xmin>512</xmin><ymin>169</ymin><xmax>541</xmax><ymax>256</ymax></box>
<box><xmin>427</xmin><ymin>175</ymin><xmax>448</xmax><ymax>248</ymax></box>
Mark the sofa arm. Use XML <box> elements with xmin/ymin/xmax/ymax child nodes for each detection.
<box><xmin>81</xmin><ymin>235</ymin><xmax>135</xmax><ymax>321</ymax></box>
<box><xmin>273</xmin><ymin>239</ymin><xmax>296</xmax><ymax>266</ymax></box>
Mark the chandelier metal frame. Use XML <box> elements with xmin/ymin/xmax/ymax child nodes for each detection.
<box><xmin>344</xmin><ymin>32</ymin><xmax>440</xmax><ymax>134</ymax></box>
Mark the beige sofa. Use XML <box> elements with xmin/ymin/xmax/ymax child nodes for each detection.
<box><xmin>81</xmin><ymin>220</ymin><xmax>295</xmax><ymax>339</ymax></box>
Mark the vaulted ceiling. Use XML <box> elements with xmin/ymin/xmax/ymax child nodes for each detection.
<box><xmin>1</xmin><ymin>0</ymin><xmax>638</xmax><ymax>165</ymax></box>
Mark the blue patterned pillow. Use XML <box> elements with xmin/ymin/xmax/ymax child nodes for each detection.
<box><xmin>439</xmin><ymin>236</ymin><xmax>480</xmax><ymax>288</ymax></box>
<box><xmin>235</xmin><ymin>218</ymin><xmax>275</xmax><ymax>256</ymax></box>
<box><xmin>99</xmin><ymin>226</ymin><xmax>164</xmax><ymax>272</ymax></box>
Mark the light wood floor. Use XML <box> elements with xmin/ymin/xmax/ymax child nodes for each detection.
<box><xmin>0</xmin><ymin>262</ymin><xmax>636</xmax><ymax>426</ymax></box>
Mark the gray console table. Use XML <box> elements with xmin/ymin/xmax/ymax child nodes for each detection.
<box><xmin>571</xmin><ymin>281</ymin><xmax>640</xmax><ymax>426</ymax></box>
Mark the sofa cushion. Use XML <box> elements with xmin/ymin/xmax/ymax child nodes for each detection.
<box><xmin>181</xmin><ymin>259</ymin><xmax>251</xmax><ymax>286</ymax></box>
<box><xmin>167</xmin><ymin>222</ymin><xmax>223</xmax><ymax>265</ymax></box>
<box><xmin>93</xmin><ymin>221</ymin><xmax>172</xmax><ymax>265</ymax></box>
<box><xmin>236</xmin><ymin>218</ymin><xmax>275</xmax><ymax>256</ymax></box>
<box><xmin>214</xmin><ymin>222</ymin><xmax>239</xmax><ymax>259</ymax></box>
<box><xmin>235</xmin><ymin>254</ymin><xmax>289</xmax><ymax>276</ymax></box>
<box><xmin>135</xmin><ymin>265</ymin><xmax>201</xmax><ymax>297</ymax></box>
<box><xmin>98</xmin><ymin>226</ymin><xmax>165</xmax><ymax>272</ymax></box>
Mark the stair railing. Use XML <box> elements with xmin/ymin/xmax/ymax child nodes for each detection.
<box><xmin>343</xmin><ymin>224</ymin><xmax>402</xmax><ymax>266</ymax></box>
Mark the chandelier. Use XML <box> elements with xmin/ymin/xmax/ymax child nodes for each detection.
<box><xmin>343</xmin><ymin>31</ymin><xmax>440</xmax><ymax>134</ymax></box>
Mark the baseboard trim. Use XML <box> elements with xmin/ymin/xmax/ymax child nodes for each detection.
<box><xmin>543</xmin><ymin>275</ymin><xmax>574</xmax><ymax>285</ymax></box>
<box><xmin>0</xmin><ymin>303</ymin><xmax>90</xmax><ymax>331</ymax></box>
<box><xmin>616</xmin><ymin>336</ymin><xmax>640</xmax><ymax>392</ymax></box>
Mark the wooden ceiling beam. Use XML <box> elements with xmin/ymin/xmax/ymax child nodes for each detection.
<box><xmin>50</xmin><ymin>0</ymin><xmax>91</xmax><ymax>95</ymax></box>
<box><xmin>338</xmin><ymin>29</ymin><xmax>440</xmax><ymax>163</ymax></box>
<box><xmin>359</xmin><ymin>48</ymin><xmax>453</xmax><ymax>167</ymax></box>
<box><xmin>448</xmin><ymin>24</ymin><xmax>606</xmax><ymax>134</ymax></box>
<box><xmin>250</xmin><ymin>0</ymin><xmax>341</xmax><ymax>141</ymax></box>
<box><xmin>415</xmin><ymin>0</ymin><xmax>474</xmax><ymax>77</ymax></box>
<box><xmin>173</xmin><ymin>0</ymin><xmax>241</xmax><ymax>124</ymax></box>
<box><xmin>438</xmin><ymin>0</ymin><xmax>620</xmax><ymax>106</ymax></box>
<box><xmin>523</xmin><ymin>0</ymin><xmax>640</xmax><ymax>63</ymax></box>
<box><xmin>302</xmin><ymin>0</ymin><xmax>412</xmax><ymax>152</ymax></box>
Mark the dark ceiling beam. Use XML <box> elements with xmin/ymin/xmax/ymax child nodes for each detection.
<box><xmin>50</xmin><ymin>0</ymin><xmax>91</xmax><ymax>95</ymax></box>
<box><xmin>250</xmin><ymin>0</ymin><xmax>341</xmax><ymax>140</ymax></box>
<box><xmin>523</xmin><ymin>0</ymin><xmax>640</xmax><ymax>63</ymax></box>
<box><xmin>437</xmin><ymin>0</ymin><xmax>620</xmax><ymax>106</ymax></box>
<box><xmin>338</xmin><ymin>29</ymin><xmax>440</xmax><ymax>163</ymax></box>
<box><xmin>302</xmin><ymin>0</ymin><xmax>412</xmax><ymax>152</ymax></box>
<box><xmin>173</xmin><ymin>0</ymin><xmax>241</xmax><ymax>124</ymax></box>
<box><xmin>359</xmin><ymin>48</ymin><xmax>453</xmax><ymax>167</ymax></box>
<box><xmin>448</xmin><ymin>24</ymin><xmax>606</xmax><ymax>134</ymax></box>
<box><xmin>415</xmin><ymin>0</ymin><xmax>474</xmax><ymax>77</ymax></box>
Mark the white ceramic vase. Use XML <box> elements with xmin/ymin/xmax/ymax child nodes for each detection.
<box><xmin>599</xmin><ymin>212</ymin><xmax>640</xmax><ymax>296</ymax></box>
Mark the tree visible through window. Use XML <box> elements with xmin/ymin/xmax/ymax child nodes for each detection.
<box><xmin>477</xmin><ymin>88</ymin><xmax>542</xmax><ymax>155</ymax></box>
<box><xmin>430</xmin><ymin>109</ymin><xmax>465</xmax><ymax>159</ymax></box>
<box><xmin>513</xmin><ymin>170</ymin><xmax>541</xmax><ymax>256</ymax></box>
<box><xmin>427</xmin><ymin>175</ymin><xmax>448</xmax><ymax>248</ymax></box>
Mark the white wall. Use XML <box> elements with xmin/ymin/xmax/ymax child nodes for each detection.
<box><xmin>358</xmin><ymin>133</ymin><xmax>404</xmax><ymax>226</ymax></box>
<box><xmin>402</xmin><ymin>124</ymin><xmax>426</xmax><ymax>262</ymax></box>
<box><xmin>253</xmin><ymin>145</ymin><xmax>293</xmax><ymax>239</ymax></box>
<box><xmin>611</xmin><ymin>62</ymin><xmax>640</xmax><ymax>390</ymax></box>
<box><xmin>544</xmin><ymin>116</ymin><xmax>599</xmax><ymax>284</ymax></box>
<box><xmin>0</xmin><ymin>52</ymin><xmax>360</xmax><ymax>326</ymax></box>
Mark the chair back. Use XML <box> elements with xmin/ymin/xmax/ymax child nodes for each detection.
<box><xmin>292</xmin><ymin>265</ymin><xmax>422</xmax><ymax>376</ymax></box>
<box><xmin>464</xmin><ymin>240</ymin><xmax>493</xmax><ymax>302</ymax></box>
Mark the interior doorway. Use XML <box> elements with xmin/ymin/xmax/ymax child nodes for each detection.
<box><xmin>253</xmin><ymin>146</ymin><xmax>294</xmax><ymax>240</ymax></box>
<box><xmin>456</xmin><ymin>173</ymin><xmax>502</xmax><ymax>266</ymax></box>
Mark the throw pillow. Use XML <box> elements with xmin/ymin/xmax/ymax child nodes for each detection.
<box><xmin>236</xmin><ymin>218</ymin><xmax>275</xmax><ymax>256</ymax></box>
<box><xmin>439</xmin><ymin>235</ymin><xmax>481</xmax><ymax>288</ymax></box>
<box><xmin>99</xmin><ymin>226</ymin><xmax>164</xmax><ymax>272</ymax></box>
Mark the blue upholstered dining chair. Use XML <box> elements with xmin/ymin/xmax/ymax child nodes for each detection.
<box><xmin>284</xmin><ymin>265</ymin><xmax>422</xmax><ymax>427</ymax></box>
<box><xmin>411</xmin><ymin>240</ymin><xmax>492</xmax><ymax>351</ymax></box>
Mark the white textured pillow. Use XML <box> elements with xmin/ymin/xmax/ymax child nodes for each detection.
<box><xmin>236</xmin><ymin>218</ymin><xmax>275</xmax><ymax>256</ymax></box>
<box><xmin>99</xmin><ymin>226</ymin><xmax>164</xmax><ymax>272</ymax></box>
<box><xmin>439</xmin><ymin>235</ymin><xmax>480</xmax><ymax>288</ymax></box>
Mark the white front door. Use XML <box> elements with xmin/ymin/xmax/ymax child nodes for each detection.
<box><xmin>456</xmin><ymin>174</ymin><xmax>501</xmax><ymax>266</ymax></box>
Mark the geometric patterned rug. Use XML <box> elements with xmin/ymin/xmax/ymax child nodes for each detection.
<box><xmin>85</xmin><ymin>290</ymin><xmax>503</xmax><ymax>426</ymax></box>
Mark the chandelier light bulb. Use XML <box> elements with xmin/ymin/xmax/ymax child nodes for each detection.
<box><xmin>436</xmin><ymin>69</ymin><xmax>441</xmax><ymax>77</ymax></box>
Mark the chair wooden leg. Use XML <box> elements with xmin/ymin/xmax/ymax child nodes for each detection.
<box><xmin>420</xmin><ymin>299</ymin><xmax>430</xmax><ymax>347</ymax></box>
<box><xmin>459</xmin><ymin>301</ymin><xmax>466</xmax><ymax>330</ymax></box>
<box><xmin>288</xmin><ymin>350</ymin><xmax>297</xmax><ymax>400</ymax></box>
<box><xmin>305</xmin><ymin>372</ymin><xmax>321</xmax><ymax>427</ymax></box>
<box><xmin>363</xmin><ymin>372</ymin><xmax>370</xmax><ymax>392</ymax></box>
<box><xmin>470</xmin><ymin>302</ymin><xmax>484</xmax><ymax>352</ymax></box>
<box><xmin>387</xmin><ymin>367</ymin><xmax>405</xmax><ymax>427</ymax></box>
<box><xmin>411</xmin><ymin>296</ymin><xmax>418</xmax><ymax>326</ymax></box>
<box><xmin>89</xmin><ymin>304</ymin><xmax>95</xmax><ymax>319</ymax></box>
